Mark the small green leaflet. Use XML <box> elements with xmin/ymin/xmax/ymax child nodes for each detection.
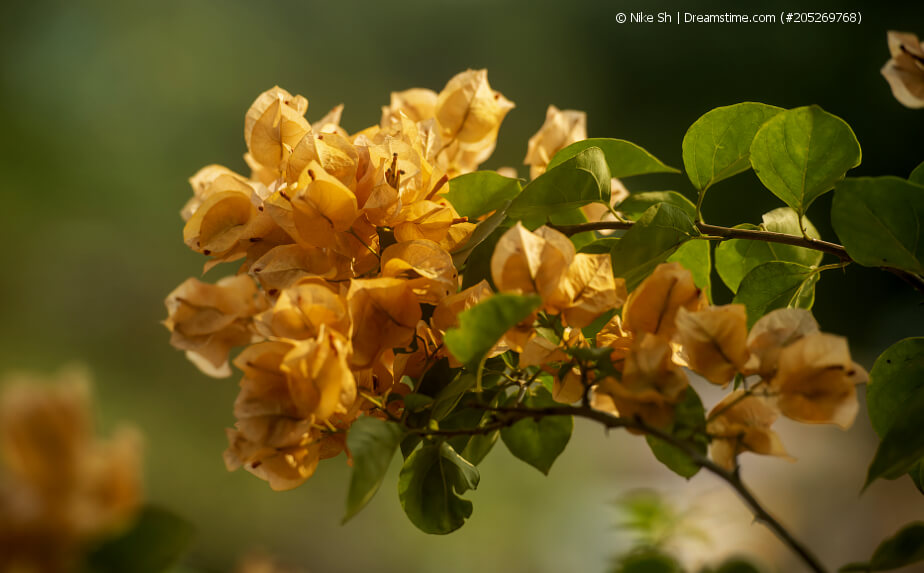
<box><xmin>444</xmin><ymin>294</ymin><xmax>542</xmax><ymax>369</ymax></box>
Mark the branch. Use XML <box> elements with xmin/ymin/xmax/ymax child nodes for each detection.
<box><xmin>549</xmin><ymin>219</ymin><xmax>924</xmax><ymax>296</ymax></box>
<box><xmin>419</xmin><ymin>403</ymin><xmax>828</xmax><ymax>573</ymax></box>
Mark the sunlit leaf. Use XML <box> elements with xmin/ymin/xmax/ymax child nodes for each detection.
<box><xmin>750</xmin><ymin>105</ymin><xmax>861</xmax><ymax>214</ymax></box>
<box><xmin>507</xmin><ymin>146</ymin><xmax>610</xmax><ymax>218</ymax></box>
<box><xmin>682</xmin><ymin>102</ymin><xmax>783</xmax><ymax>191</ymax></box>
<box><xmin>443</xmin><ymin>171</ymin><xmax>521</xmax><ymax>219</ymax></box>
<box><xmin>610</xmin><ymin>204</ymin><xmax>700</xmax><ymax>291</ymax></box>
<box><xmin>444</xmin><ymin>294</ymin><xmax>542</xmax><ymax>369</ymax></box>
<box><xmin>547</xmin><ymin>138</ymin><xmax>679</xmax><ymax>178</ymax></box>
<box><xmin>732</xmin><ymin>262</ymin><xmax>819</xmax><ymax>327</ymax></box>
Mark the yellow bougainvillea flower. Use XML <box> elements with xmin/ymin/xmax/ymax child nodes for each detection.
<box><xmin>392</xmin><ymin>200</ymin><xmax>457</xmax><ymax>243</ymax></box>
<box><xmin>290</xmin><ymin>162</ymin><xmax>360</xmax><ymax>249</ymax></box>
<box><xmin>595</xmin><ymin>334</ymin><xmax>689</xmax><ymax>430</ymax></box>
<box><xmin>381</xmin><ymin>88</ymin><xmax>439</xmax><ymax>125</ymax></box>
<box><xmin>250</xmin><ymin>244</ymin><xmax>352</xmax><ymax>295</ymax></box>
<box><xmin>163</xmin><ymin>275</ymin><xmax>263</xmax><ymax>377</ymax></box>
<box><xmin>490</xmin><ymin>223</ymin><xmax>574</xmax><ymax>300</ymax></box>
<box><xmin>596</xmin><ymin>314</ymin><xmax>634</xmax><ymax>366</ymax></box>
<box><xmin>674</xmin><ymin>304</ymin><xmax>750</xmax><ymax>386</ymax></box>
<box><xmin>346</xmin><ymin>278</ymin><xmax>422</xmax><ymax>369</ymax></box>
<box><xmin>707</xmin><ymin>390</ymin><xmax>790</xmax><ymax>470</ymax></box>
<box><xmin>0</xmin><ymin>368</ymin><xmax>142</xmax><ymax>570</ymax></box>
<box><xmin>245</xmin><ymin>87</ymin><xmax>311</xmax><ymax>171</ymax></box>
<box><xmin>281</xmin><ymin>328</ymin><xmax>357</xmax><ymax>423</ymax></box>
<box><xmin>769</xmin><ymin>332</ymin><xmax>866</xmax><ymax>429</ymax></box>
<box><xmin>226</xmin><ymin>340</ymin><xmax>331</xmax><ymax>491</ymax></box>
<box><xmin>393</xmin><ymin>321</ymin><xmax>442</xmax><ymax>382</ymax></box>
<box><xmin>183</xmin><ymin>164</ymin><xmax>250</xmax><ymax>221</ymax></box>
<box><xmin>524</xmin><ymin>105</ymin><xmax>587</xmax><ymax>179</ymax></box>
<box><xmin>622</xmin><ymin>262</ymin><xmax>707</xmax><ymax>340</ymax></box>
<box><xmin>435</xmin><ymin>69</ymin><xmax>515</xmax><ymax>144</ymax></box>
<box><xmin>182</xmin><ymin>173</ymin><xmax>271</xmax><ymax>259</ymax></box>
<box><xmin>287</xmin><ymin>132</ymin><xmax>359</xmax><ymax>189</ymax></box>
<box><xmin>548</xmin><ymin>253</ymin><xmax>627</xmax><ymax>328</ymax></box>
<box><xmin>882</xmin><ymin>31</ymin><xmax>924</xmax><ymax>109</ymax></box>
<box><xmin>743</xmin><ymin>308</ymin><xmax>819</xmax><ymax>379</ymax></box>
<box><xmin>380</xmin><ymin>239</ymin><xmax>458</xmax><ymax>304</ymax></box>
<box><xmin>255</xmin><ymin>279</ymin><xmax>350</xmax><ymax>341</ymax></box>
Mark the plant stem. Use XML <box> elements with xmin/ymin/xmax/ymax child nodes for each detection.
<box><xmin>548</xmin><ymin>219</ymin><xmax>924</xmax><ymax>296</ymax></box>
<box><xmin>416</xmin><ymin>403</ymin><xmax>829</xmax><ymax>573</ymax></box>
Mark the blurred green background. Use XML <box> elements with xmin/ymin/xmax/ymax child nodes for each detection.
<box><xmin>2</xmin><ymin>0</ymin><xmax>923</xmax><ymax>571</ymax></box>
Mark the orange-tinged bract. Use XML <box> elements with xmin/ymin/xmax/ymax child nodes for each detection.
<box><xmin>707</xmin><ymin>390</ymin><xmax>790</xmax><ymax>470</ymax></box>
<box><xmin>524</xmin><ymin>105</ymin><xmax>587</xmax><ymax>179</ymax></box>
<box><xmin>674</xmin><ymin>304</ymin><xmax>749</xmax><ymax>386</ymax></box>
<box><xmin>623</xmin><ymin>262</ymin><xmax>707</xmax><ymax>340</ymax></box>
<box><xmin>882</xmin><ymin>31</ymin><xmax>924</xmax><ymax>109</ymax></box>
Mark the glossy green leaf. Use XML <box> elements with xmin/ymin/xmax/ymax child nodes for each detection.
<box><xmin>911</xmin><ymin>161</ymin><xmax>924</xmax><ymax>185</ymax></box>
<box><xmin>507</xmin><ymin>146</ymin><xmax>610</xmax><ymax>218</ymax></box>
<box><xmin>682</xmin><ymin>102</ymin><xmax>783</xmax><ymax>191</ymax></box>
<box><xmin>500</xmin><ymin>386</ymin><xmax>573</xmax><ymax>475</ymax></box>
<box><xmin>343</xmin><ymin>417</ymin><xmax>406</xmax><ymax>523</ymax></box>
<box><xmin>444</xmin><ymin>294</ymin><xmax>542</xmax><ymax>370</ymax></box>
<box><xmin>398</xmin><ymin>441</ymin><xmax>479</xmax><ymax>534</ymax></box>
<box><xmin>715</xmin><ymin>208</ymin><xmax>824</xmax><ymax>292</ymax></box>
<box><xmin>750</xmin><ymin>105</ymin><xmax>861</xmax><ymax>214</ymax></box>
<box><xmin>616</xmin><ymin>191</ymin><xmax>696</xmax><ymax>220</ymax></box>
<box><xmin>82</xmin><ymin>506</ymin><xmax>195</xmax><ymax>573</ymax></box>
<box><xmin>865</xmin><ymin>388</ymin><xmax>924</xmax><ymax>488</ymax></box>
<box><xmin>547</xmin><ymin>138</ymin><xmax>679</xmax><ymax>178</ymax></box>
<box><xmin>443</xmin><ymin>171</ymin><xmax>521</xmax><ymax>219</ymax></box>
<box><xmin>667</xmin><ymin>237</ymin><xmax>712</xmax><ymax>302</ymax></box>
<box><xmin>832</xmin><ymin>177</ymin><xmax>924</xmax><ymax>275</ymax></box>
<box><xmin>840</xmin><ymin>522</ymin><xmax>924</xmax><ymax>571</ymax></box>
<box><xmin>645</xmin><ymin>387</ymin><xmax>707</xmax><ymax>479</ymax></box>
<box><xmin>610</xmin><ymin>203</ymin><xmax>700</xmax><ymax>290</ymax></box>
<box><xmin>732</xmin><ymin>261</ymin><xmax>819</xmax><ymax>327</ymax></box>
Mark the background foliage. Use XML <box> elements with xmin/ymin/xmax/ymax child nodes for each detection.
<box><xmin>1</xmin><ymin>0</ymin><xmax>923</xmax><ymax>571</ymax></box>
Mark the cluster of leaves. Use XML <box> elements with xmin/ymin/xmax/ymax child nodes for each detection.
<box><xmin>165</xmin><ymin>71</ymin><xmax>924</xmax><ymax>571</ymax></box>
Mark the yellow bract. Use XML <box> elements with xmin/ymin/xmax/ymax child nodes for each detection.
<box><xmin>622</xmin><ymin>262</ymin><xmax>707</xmax><ymax>339</ymax></box>
<box><xmin>674</xmin><ymin>304</ymin><xmax>749</xmax><ymax>386</ymax></box>
<box><xmin>707</xmin><ymin>390</ymin><xmax>790</xmax><ymax>470</ymax></box>
<box><xmin>436</xmin><ymin>69</ymin><xmax>515</xmax><ymax>144</ymax></box>
<box><xmin>882</xmin><ymin>31</ymin><xmax>924</xmax><ymax>109</ymax></box>
<box><xmin>524</xmin><ymin>105</ymin><xmax>587</xmax><ymax>179</ymax></box>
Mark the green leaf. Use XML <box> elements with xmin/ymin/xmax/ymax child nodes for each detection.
<box><xmin>867</xmin><ymin>338</ymin><xmax>924</xmax><ymax>438</ymax></box>
<box><xmin>398</xmin><ymin>441</ymin><xmax>479</xmax><ymax>534</ymax></box>
<box><xmin>645</xmin><ymin>387</ymin><xmax>708</xmax><ymax>479</ymax></box>
<box><xmin>616</xmin><ymin>191</ymin><xmax>696</xmax><ymax>220</ymax></box>
<box><xmin>82</xmin><ymin>506</ymin><xmax>195</xmax><ymax>573</ymax></box>
<box><xmin>840</xmin><ymin>522</ymin><xmax>924</xmax><ymax>571</ymax></box>
<box><xmin>865</xmin><ymin>387</ymin><xmax>924</xmax><ymax>488</ymax></box>
<box><xmin>667</xmin><ymin>237</ymin><xmax>712</xmax><ymax>302</ymax></box>
<box><xmin>500</xmin><ymin>386</ymin><xmax>573</xmax><ymax>475</ymax></box>
<box><xmin>508</xmin><ymin>146</ymin><xmax>610</xmax><ymax>218</ymax></box>
<box><xmin>732</xmin><ymin>261</ymin><xmax>819</xmax><ymax>327</ymax></box>
<box><xmin>682</xmin><ymin>102</ymin><xmax>783</xmax><ymax>191</ymax></box>
<box><xmin>610</xmin><ymin>203</ymin><xmax>700</xmax><ymax>291</ymax></box>
<box><xmin>714</xmin><ymin>559</ymin><xmax>763</xmax><ymax>573</ymax></box>
<box><xmin>443</xmin><ymin>171</ymin><xmax>521</xmax><ymax>219</ymax></box>
<box><xmin>911</xmin><ymin>161</ymin><xmax>924</xmax><ymax>185</ymax></box>
<box><xmin>401</xmin><ymin>393</ymin><xmax>433</xmax><ymax>413</ymax></box>
<box><xmin>343</xmin><ymin>417</ymin><xmax>406</xmax><ymax>523</ymax></box>
<box><xmin>715</xmin><ymin>208</ymin><xmax>824</xmax><ymax>293</ymax></box>
<box><xmin>832</xmin><ymin>177</ymin><xmax>924</xmax><ymax>275</ymax></box>
<box><xmin>750</xmin><ymin>105</ymin><xmax>861</xmax><ymax>215</ymax></box>
<box><xmin>444</xmin><ymin>294</ymin><xmax>542</xmax><ymax>370</ymax></box>
<box><xmin>548</xmin><ymin>138</ymin><xmax>680</xmax><ymax>178</ymax></box>
<box><xmin>615</xmin><ymin>549</ymin><xmax>683</xmax><ymax>573</ymax></box>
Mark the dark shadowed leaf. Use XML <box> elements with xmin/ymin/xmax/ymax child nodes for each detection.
<box><xmin>398</xmin><ymin>441</ymin><xmax>479</xmax><ymax>534</ymax></box>
<box><xmin>645</xmin><ymin>387</ymin><xmax>707</xmax><ymax>479</ymax></box>
<box><xmin>343</xmin><ymin>417</ymin><xmax>406</xmax><ymax>523</ymax></box>
<box><xmin>839</xmin><ymin>522</ymin><xmax>924</xmax><ymax>571</ymax></box>
<box><xmin>732</xmin><ymin>261</ymin><xmax>818</xmax><ymax>327</ymax></box>
<box><xmin>610</xmin><ymin>203</ymin><xmax>699</xmax><ymax>291</ymax></box>
<box><xmin>832</xmin><ymin>177</ymin><xmax>924</xmax><ymax>275</ymax></box>
<box><xmin>500</xmin><ymin>386</ymin><xmax>573</xmax><ymax>475</ymax></box>
<box><xmin>82</xmin><ymin>506</ymin><xmax>194</xmax><ymax>573</ymax></box>
<box><xmin>616</xmin><ymin>191</ymin><xmax>696</xmax><ymax>220</ymax></box>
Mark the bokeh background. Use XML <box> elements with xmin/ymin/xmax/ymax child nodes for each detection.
<box><xmin>2</xmin><ymin>0</ymin><xmax>923</xmax><ymax>571</ymax></box>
